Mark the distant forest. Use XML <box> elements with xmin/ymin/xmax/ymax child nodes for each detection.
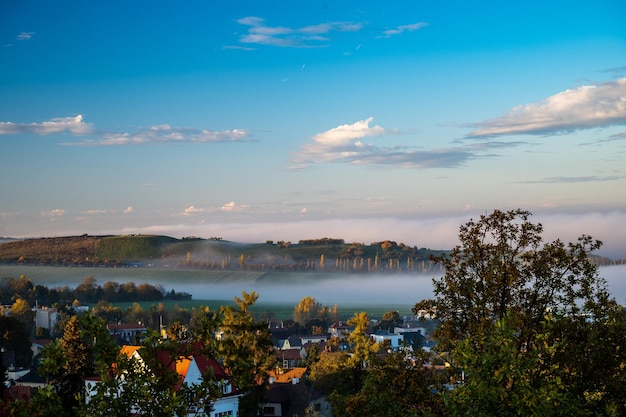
<box><xmin>0</xmin><ymin>274</ymin><xmax>191</xmax><ymax>307</ymax></box>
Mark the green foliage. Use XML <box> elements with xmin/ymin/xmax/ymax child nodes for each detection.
<box><xmin>419</xmin><ymin>209</ymin><xmax>626</xmax><ymax>416</ymax></box>
<box><xmin>0</xmin><ymin>316</ymin><xmax>33</xmax><ymax>368</ymax></box>
<box><xmin>377</xmin><ymin>310</ymin><xmax>403</xmax><ymax>332</ymax></box>
<box><xmin>346</xmin><ymin>311</ymin><xmax>377</xmax><ymax>368</ymax></box>
<box><xmin>293</xmin><ymin>295</ymin><xmax>338</xmax><ymax>331</ymax></box>
<box><xmin>82</xmin><ymin>346</ymin><xmax>185</xmax><ymax>417</ymax></box>
<box><xmin>219</xmin><ymin>291</ymin><xmax>276</xmax><ymax>416</ymax></box>
<box><xmin>445</xmin><ymin>314</ymin><xmax>570</xmax><ymax>416</ymax></box>
<box><xmin>190</xmin><ymin>305</ymin><xmax>223</xmax><ymax>357</ymax></box>
<box><xmin>307</xmin><ymin>351</ymin><xmax>356</xmax><ymax>396</ymax></box>
<box><xmin>59</xmin><ymin>315</ymin><xmax>93</xmax><ymax>411</ymax></box>
<box><xmin>336</xmin><ymin>352</ymin><xmax>447</xmax><ymax>417</ymax></box>
<box><xmin>16</xmin><ymin>385</ymin><xmax>66</xmax><ymax>417</ymax></box>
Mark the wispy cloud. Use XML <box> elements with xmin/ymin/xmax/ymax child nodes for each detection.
<box><xmin>521</xmin><ymin>175</ymin><xmax>626</xmax><ymax>184</ymax></box>
<box><xmin>0</xmin><ymin>115</ymin><xmax>249</xmax><ymax>146</ymax></box>
<box><xmin>380</xmin><ymin>22</ymin><xmax>429</xmax><ymax>38</ymax></box>
<box><xmin>236</xmin><ymin>16</ymin><xmax>364</xmax><ymax>48</ymax></box>
<box><xmin>0</xmin><ymin>211</ymin><xmax>19</xmax><ymax>218</ymax></box>
<box><xmin>0</xmin><ymin>115</ymin><xmax>92</xmax><ymax>135</ymax></box>
<box><xmin>17</xmin><ymin>32</ymin><xmax>35</xmax><ymax>41</ymax></box>
<box><xmin>220</xmin><ymin>201</ymin><xmax>250</xmax><ymax>212</ymax></box>
<box><xmin>468</xmin><ymin>78</ymin><xmax>626</xmax><ymax>138</ymax></box>
<box><xmin>181</xmin><ymin>201</ymin><xmax>250</xmax><ymax>216</ymax></box>
<box><xmin>182</xmin><ymin>205</ymin><xmax>210</xmax><ymax>215</ymax></box>
<box><xmin>292</xmin><ymin>117</ymin><xmax>522</xmax><ymax>169</ymax></box>
<box><xmin>65</xmin><ymin>124</ymin><xmax>249</xmax><ymax>146</ymax></box>
<box><xmin>80</xmin><ymin>206</ymin><xmax>135</xmax><ymax>215</ymax></box>
<box><xmin>41</xmin><ymin>209</ymin><xmax>65</xmax><ymax>221</ymax></box>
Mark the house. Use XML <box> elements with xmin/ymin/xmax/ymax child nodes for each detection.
<box><xmin>370</xmin><ymin>331</ymin><xmax>404</xmax><ymax>351</ymax></box>
<box><xmin>281</xmin><ymin>335</ymin><xmax>303</xmax><ymax>350</ymax></box>
<box><xmin>327</xmin><ymin>322</ymin><xmax>353</xmax><ymax>337</ymax></box>
<box><xmin>275</xmin><ymin>349</ymin><xmax>303</xmax><ymax>368</ymax></box>
<box><xmin>269</xmin><ymin>327</ymin><xmax>292</xmax><ymax>349</ymax></box>
<box><xmin>31</xmin><ymin>339</ymin><xmax>51</xmax><ymax>358</ymax></box>
<box><xmin>107</xmin><ymin>323</ymin><xmax>147</xmax><ymax>343</ymax></box>
<box><xmin>34</xmin><ymin>306</ymin><xmax>58</xmax><ymax>331</ymax></box>
<box><xmin>258</xmin><ymin>368</ymin><xmax>331</xmax><ymax>417</ymax></box>
<box><xmin>85</xmin><ymin>342</ymin><xmax>240</xmax><ymax>417</ymax></box>
<box><xmin>299</xmin><ymin>335</ymin><xmax>327</xmax><ymax>345</ymax></box>
<box><xmin>394</xmin><ymin>325</ymin><xmax>426</xmax><ymax>350</ymax></box>
<box><xmin>2</xmin><ymin>350</ymin><xmax>29</xmax><ymax>384</ymax></box>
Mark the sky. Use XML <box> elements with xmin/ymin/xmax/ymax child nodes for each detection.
<box><xmin>1</xmin><ymin>1</ymin><xmax>626</xmax><ymax>259</ymax></box>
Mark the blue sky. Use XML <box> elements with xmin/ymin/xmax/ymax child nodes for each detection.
<box><xmin>1</xmin><ymin>1</ymin><xmax>626</xmax><ymax>258</ymax></box>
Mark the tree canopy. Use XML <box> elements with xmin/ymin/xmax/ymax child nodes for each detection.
<box><xmin>414</xmin><ymin>209</ymin><xmax>626</xmax><ymax>416</ymax></box>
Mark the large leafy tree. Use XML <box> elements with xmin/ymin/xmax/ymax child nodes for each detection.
<box><xmin>414</xmin><ymin>209</ymin><xmax>626</xmax><ymax>416</ymax></box>
<box><xmin>293</xmin><ymin>295</ymin><xmax>338</xmax><ymax>333</ymax></box>
<box><xmin>339</xmin><ymin>351</ymin><xmax>447</xmax><ymax>417</ymax></box>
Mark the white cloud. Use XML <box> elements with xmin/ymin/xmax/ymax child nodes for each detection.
<box><xmin>312</xmin><ymin>117</ymin><xmax>386</xmax><ymax>146</ymax></box>
<box><xmin>80</xmin><ymin>206</ymin><xmax>135</xmax><ymax>215</ymax></box>
<box><xmin>522</xmin><ymin>175</ymin><xmax>626</xmax><ymax>184</ymax></box>
<box><xmin>381</xmin><ymin>22</ymin><xmax>429</xmax><ymax>38</ymax></box>
<box><xmin>293</xmin><ymin>117</ymin><xmax>518</xmax><ymax>169</ymax></box>
<box><xmin>0</xmin><ymin>114</ymin><xmax>250</xmax><ymax>146</ymax></box>
<box><xmin>221</xmin><ymin>201</ymin><xmax>250</xmax><ymax>212</ymax></box>
<box><xmin>82</xmin><ymin>209</ymin><xmax>109</xmax><ymax>215</ymax></box>
<box><xmin>17</xmin><ymin>32</ymin><xmax>35</xmax><ymax>40</ymax></box>
<box><xmin>468</xmin><ymin>78</ymin><xmax>626</xmax><ymax>137</ymax></box>
<box><xmin>182</xmin><ymin>205</ymin><xmax>209</xmax><ymax>215</ymax></box>
<box><xmin>0</xmin><ymin>115</ymin><xmax>92</xmax><ymax>135</ymax></box>
<box><xmin>236</xmin><ymin>16</ymin><xmax>364</xmax><ymax>48</ymax></box>
<box><xmin>66</xmin><ymin>125</ymin><xmax>249</xmax><ymax>146</ymax></box>
<box><xmin>41</xmin><ymin>209</ymin><xmax>65</xmax><ymax>221</ymax></box>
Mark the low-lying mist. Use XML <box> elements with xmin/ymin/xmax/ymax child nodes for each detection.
<box><xmin>181</xmin><ymin>273</ymin><xmax>437</xmax><ymax>306</ymax></box>
<box><xmin>1</xmin><ymin>264</ymin><xmax>624</xmax><ymax>308</ymax></box>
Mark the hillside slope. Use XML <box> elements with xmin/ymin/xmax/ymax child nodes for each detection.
<box><xmin>0</xmin><ymin>235</ymin><xmax>448</xmax><ymax>272</ymax></box>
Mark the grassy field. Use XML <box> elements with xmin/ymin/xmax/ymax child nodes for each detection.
<box><xmin>108</xmin><ymin>299</ymin><xmax>416</xmax><ymax>321</ymax></box>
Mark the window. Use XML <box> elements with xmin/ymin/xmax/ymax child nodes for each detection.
<box><xmin>263</xmin><ymin>406</ymin><xmax>276</xmax><ymax>415</ymax></box>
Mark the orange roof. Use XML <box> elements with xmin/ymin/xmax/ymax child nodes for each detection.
<box><xmin>120</xmin><ymin>345</ymin><xmax>141</xmax><ymax>358</ymax></box>
<box><xmin>269</xmin><ymin>367</ymin><xmax>307</xmax><ymax>383</ymax></box>
<box><xmin>176</xmin><ymin>357</ymin><xmax>192</xmax><ymax>379</ymax></box>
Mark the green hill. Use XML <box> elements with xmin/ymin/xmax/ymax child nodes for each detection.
<box><xmin>0</xmin><ymin>234</ymin><xmax>449</xmax><ymax>273</ymax></box>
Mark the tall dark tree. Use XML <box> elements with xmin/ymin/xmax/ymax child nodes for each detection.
<box><xmin>414</xmin><ymin>209</ymin><xmax>626</xmax><ymax>416</ymax></box>
<box><xmin>59</xmin><ymin>315</ymin><xmax>93</xmax><ymax>412</ymax></box>
<box><xmin>219</xmin><ymin>291</ymin><xmax>275</xmax><ymax>416</ymax></box>
<box><xmin>0</xmin><ymin>316</ymin><xmax>33</xmax><ymax>369</ymax></box>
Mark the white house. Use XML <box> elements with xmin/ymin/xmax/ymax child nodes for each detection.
<box><xmin>370</xmin><ymin>332</ymin><xmax>404</xmax><ymax>351</ymax></box>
